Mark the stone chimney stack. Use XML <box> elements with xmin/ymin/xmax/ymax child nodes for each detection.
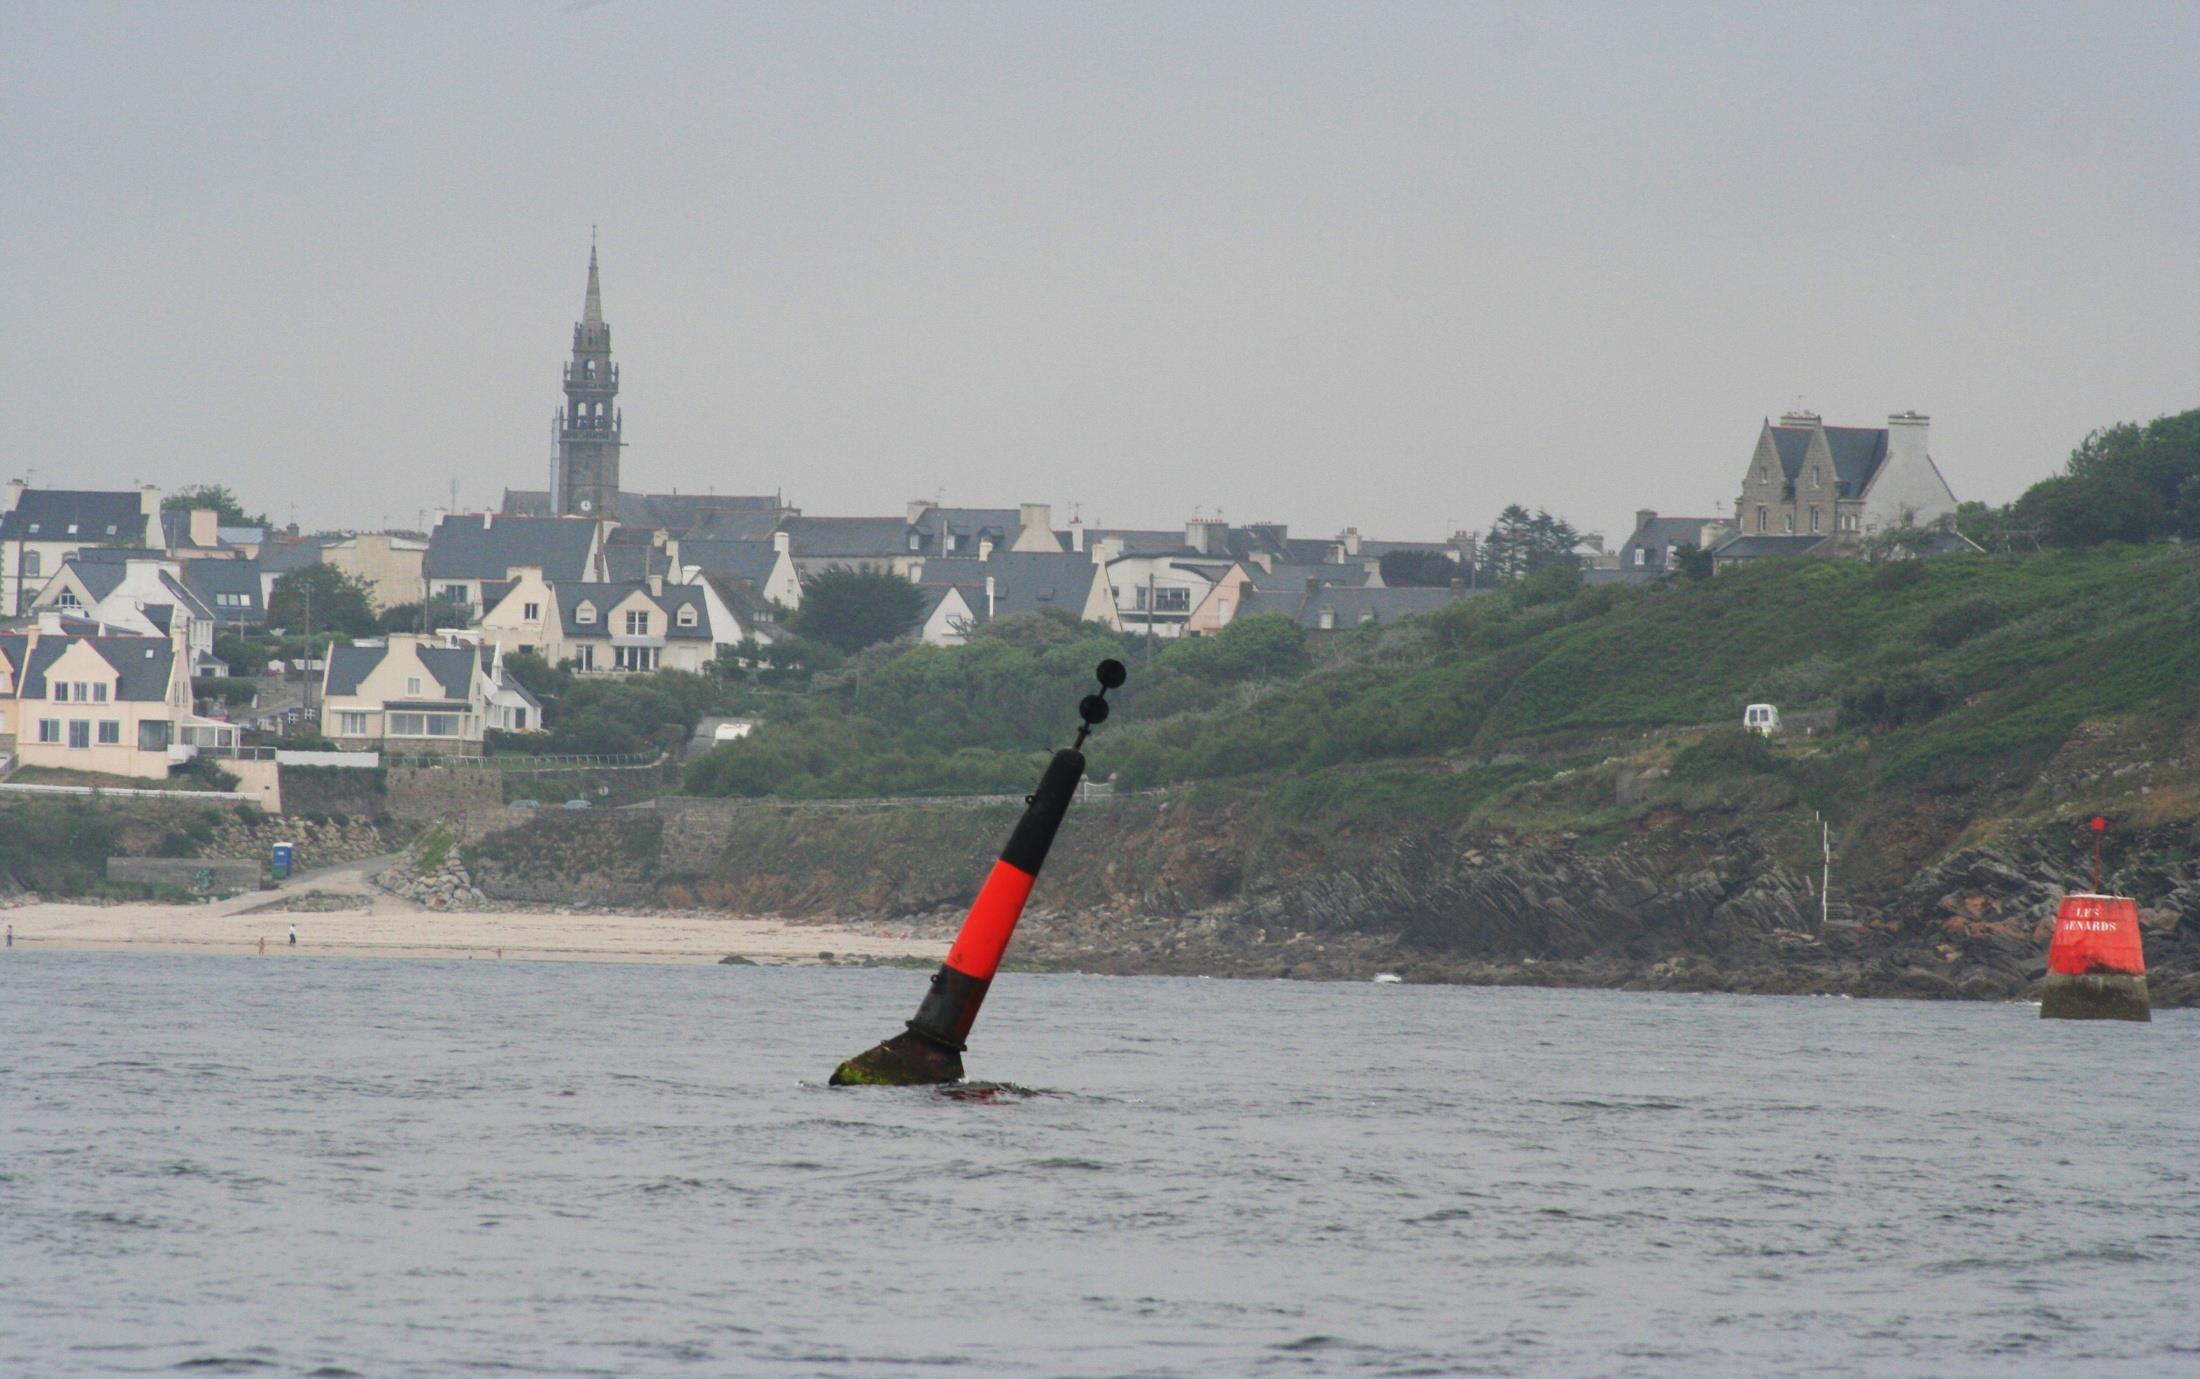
<box><xmin>1340</xmin><ymin>526</ymin><xmax>1362</xmax><ymax>557</ymax></box>
<box><xmin>978</xmin><ymin>537</ymin><xmax>995</xmax><ymax>561</ymax></box>
<box><xmin>772</xmin><ymin>530</ymin><xmax>791</xmax><ymax>555</ymax></box>
<box><xmin>1778</xmin><ymin>409</ymin><xmax>1822</xmax><ymax>430</ymax></box>
<box><xmin>1186</xmin><ymin>517</ymin><xmax>1227</xmax><ymax>555</ymax></box>
<box><xmin>907</xmin><ymin>499</ymin><xmax>931</xmax><ymax>525</ymax></box>
<box><xmin>2</xmin><ymin>479</ymin><xmax>22</xmax><ymax>513</ymax></box>
<box><xmin>1068</xmin><ymin>516</ymin><xmax>1085</xmax><ymax>552</ymax></box>
<box><xmin>189</xmin><ymin>507</ymin><xmax>219</xmax><ymax>548</ymax></box>
<box><xmin>139</xmin><ymin>484</ymin><xmax>161</xmax><ymax>519</ymax></box>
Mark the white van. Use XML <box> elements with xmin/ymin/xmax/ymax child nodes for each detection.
<box><xmin>1743</xmin><ymin>703</ymin><xmax>1781</xmax><ymax>736</ymax></box>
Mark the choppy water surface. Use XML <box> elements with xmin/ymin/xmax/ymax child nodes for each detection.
<box><xmin>1</xmin><ymin>955</ymin><xmax>2193</xmax><ymax>1377</ymax></box>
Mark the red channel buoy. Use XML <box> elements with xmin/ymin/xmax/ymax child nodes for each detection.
<box><xmin>2040</xmin><ymin>894</ymin><xmax>2150</xmax><ymax>1022</ymax></box>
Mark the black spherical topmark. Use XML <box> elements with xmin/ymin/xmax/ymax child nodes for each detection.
<box><xmin>1079</xmin><ymin>694</ymin><xmax>1111</xmax><ymax>726</ymax></box>
<box><xmin>1095</xmin><ymin>659</ymin><xmax>1128</xmax><ymax>689</ymax></box>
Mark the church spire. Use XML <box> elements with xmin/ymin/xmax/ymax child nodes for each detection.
<box><xmin>582</xmin><ymin>230</ymin><xmax>603</xmax><ymax>328</ymax></box>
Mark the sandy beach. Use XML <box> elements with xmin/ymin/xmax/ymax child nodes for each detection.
<box><xmin>0</xmin><ymin>857</ymin><xmax>942</xmax><ymax>966</ymax></box>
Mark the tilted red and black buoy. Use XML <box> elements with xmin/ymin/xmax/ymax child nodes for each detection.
<box><xmin>830</xmin><ymin>659</ymin><xmax>1128</xmax><ymax>1086</ymax></box>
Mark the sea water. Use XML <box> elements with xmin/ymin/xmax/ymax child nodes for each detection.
<box><xmin>1</xmin><ymin>954</ymin><xmax>2193</xmax><ymax>1377</ymax></box>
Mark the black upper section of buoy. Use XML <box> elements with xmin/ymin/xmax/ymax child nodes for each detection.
<box><xmin>1079</xmin><ymin>694</ymin><xmax>1110</xmax><ymax>726</ymax></box>
<box><xmin>1000</xmin><ymin>750</ymin><xmax>1086</xmax><ymax>874</ymax></box>
<box><xmin>1096</xmin><ymin>658</ymin><xmax>1127</xmax><ymax>689</ymax></box>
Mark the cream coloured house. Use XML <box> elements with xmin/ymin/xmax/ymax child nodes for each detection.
<box><xmin>537</xmin><ymin>578</ymin><xmax>743</xmax><ymax>674</ymax></box>
<box><xmin>319</xmin><ymin>634</ymin><xmax>540</xmax><ymax>756</ymax></box>
<box><xmin>0</xmin><ymin>622</ymin><xmax>197</xmax><ymax>779</ymax></box>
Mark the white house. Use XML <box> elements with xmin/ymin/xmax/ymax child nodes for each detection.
<box><xmin>1</xmin><ymin>483</ymin><xmax>163</xmax><ymax>617</ymax></box>
<box><xmin>31</xmin><ymin>554</ymin><xmax>218</xmax><ymax>671</ymax></box>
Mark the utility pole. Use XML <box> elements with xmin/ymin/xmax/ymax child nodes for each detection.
<box><xmin>1145</xmin><ymin>571</ymin><xmax>1156</xmax><ymax>667</ymax></box>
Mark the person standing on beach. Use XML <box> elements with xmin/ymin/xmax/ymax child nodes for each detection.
<box><xmin>288</xmin><ymin>924</ymin><xmax>298</xmax><ymax>947</ymax></box>
<box><xmin>5</xmin><ymin>923</ymin><xmax>12</xmax><ymax>948</ymax></box>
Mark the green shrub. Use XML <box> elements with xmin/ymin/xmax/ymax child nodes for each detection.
<box><xmin>1840</xmin><ymin>669</ymin><xmax>1955</xmax><ymax>731</ymax></box>
<box><xmin>1922</xmin><ymin>598</ymin><xmax>2005</xmax><ymax>649</ymax></box>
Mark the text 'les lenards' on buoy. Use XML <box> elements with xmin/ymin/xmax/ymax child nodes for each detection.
<box><xmin>2040</xmin><ymin>894</ymin><xmax>2150</xmax><ymax>1022</ymax></box>
<box><xmin>830</xmin><ymin>659</ymin><xmax>1128</xmax><ymax>1086</ymax></box>
<box><xmin>2041</xmin><ymin>817</ymin><xmax>2149</xmax><ymax>1022</ymax></box>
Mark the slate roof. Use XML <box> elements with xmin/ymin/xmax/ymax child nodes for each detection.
<box><xmin>1240</xmin><ymin>584</ymin><xmax>1483</xmax><ymax>630</ymax></box>
<box><xmin>780</xmin><ymin>516</ymin><xmax>909</xmax><ymax>559</ymax></box>
<box><xmin>62</xmin><ymin>546</ymin><xmax>165</xmax><ymax>565</ymax></box>
<box><xmin>699</xmin><ymin>571</ymin><xmax>777</xmax><ymax>633</ymax></box>
<box><xmin>602</xmin><ymin>526</ymin><xmax>670</xmax><ymax>582</ymax></box>
<box><xmin>1770</xmin><ymin>424</ymin><xmax>1889</xmax><ymax>498</ymax></box>
<box><xmin>257</xmin><ymin>535</ymin><xmax>336</xmax><ymax>572</ymax></box>
<box><xmin>181</xmin><ymin>559</ymin><xmax>265</xmax><ymax>625</ymax></box>
<box><xmin>939</xmin><ymin>552</ymin><xmax>1105</xmax><ymax>621</ymax></box>
<box><xmin>1711</xmin><ymin>534</ymin><xmax>1833</xmax><ymax>561</ymax></box>
<box><xmin>680</xmin><ymin>539</ymin><xmax>783</xmax><ymax>589</ymax></box>
<box><xmin>1620</xmin><ymin>516</ymin><xmax>1729</xmax><ymax>571</ymax></box>
<box><xmin>1243</xmin><ymin>562</ymin><xmax>1369</xmax><ymax>592</ymax></box>
<box><xmin>9</xmin><ymin>634</ymin><xmax>177</xmax><ymax>701</ymax></box>
<box><xmin>425</xmin><ymin>515</ymin><xmax>597</xmax><ymax>581</ymax></box>
<box><xmin>63</xmin><ymin>559</ymin><xmax>130</xmax><ymax>603</ymax></box>
<box><xmin>324</xmin><ymin>643</ymin><xmax>481</xmax><ymax>700</ymax></box>
<box><xmin>0</xmin><ymin>489</ymin><xmax>153</xmax><ymax>544</ymax></box>
<box><xmin>614</xmin><ymin>491</ymin><xmax>781</xmax><ymax>532</ymax></box>
<box><xmin>907</xmin><ymin>507</ymin><xmax>1021</xmax><ymax>557</ymax></box>
<box><xmin>553</xmin><ymin>582</ymin><xmax>714</xmax><ymax>640</ymax></box>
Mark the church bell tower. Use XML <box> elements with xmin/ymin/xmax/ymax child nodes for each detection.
<box><xmin>552</xmin><ymin>238</ymin><xmax>622</xmax><ymax>516</ymax></box>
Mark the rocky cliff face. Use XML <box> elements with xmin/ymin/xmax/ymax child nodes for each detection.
<box><xmin>458</xmin><ymin>790</ymin><xmax>2198</xmax><ymax>1004</ymax></box>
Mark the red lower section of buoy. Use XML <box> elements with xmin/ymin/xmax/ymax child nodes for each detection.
<box><xmin>2046</xmin><ymin>895</ymin><xmax>2145</xmax><ymax>976</ymax></box>
<box><xmin>944</xmin><ymin>860</ymin><xmax>1037</xmax><ymax>982</ymax></box>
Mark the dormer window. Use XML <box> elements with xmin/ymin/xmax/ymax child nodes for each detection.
<box><xmin>676</xmin><ymin>605</ymin><xmax>697</xmax><ymax>627</ymax></box>
<box><xmin>66</xmin><ymin>523</ymin><xmax>79</xmax><ymax>535</ymax></box>
<box><xmin>576</xmin><ymin>601</ymin><xmax>597</xmax><ymax>625</ymax></box>
<box><xmin>624</xmin><ymin>609</ymin><xmax>649</xmax><ymax>635</ymax></box>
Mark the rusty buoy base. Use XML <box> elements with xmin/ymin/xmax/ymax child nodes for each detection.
<box><xmin>2040</xmin><ymin>972</ymin><xmax>2152</xmax><ymax>1022</ymax></box>
<box><xmin>830</xmin><ymin>1029</ymin><xmax>966</xmax><ymax>1086</ymax></box>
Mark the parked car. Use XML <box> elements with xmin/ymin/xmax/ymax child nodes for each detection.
<box><xmin>1743</xmin><ymin>703</ymin><xmax>1781</xmax><ymax>736</ymax></box>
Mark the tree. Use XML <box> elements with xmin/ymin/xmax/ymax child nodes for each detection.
<box><xmin>162</xmin><ymin>484</ymin><xmax>268</xmax><ymax>529</ymax></box>
<box><xmin>377</xmin><ymin>601</ymin><xmax>428</xmax><ymax>634</ymax></box>
<box><xmin>789</xmin><ymin>566</ymin><xmax>924</xmax><ymax>653</ymax></box>
<box><xmin>2002</xmin><ymin>407</ymin><xmax>2200</xmax><ymax>548</ymax></box>
<box><xmin>1378</xmin><ymin>549</ymin><xmax>1458</xmax><ymax>588</ymax></box>
<box><xmin>267</xmin><ymin>564</ymin><xmax>378</xmax><ymax>638</ymax></box>
<box><xmin>1672</xmin><ymin>543</ymin><xmax>1715</xmax><ymax>581</ymax></box>
<box><xmin>1482</xmin><ymin>505</ymin><xmax>1582</xmax><ymax>584</ymax></box>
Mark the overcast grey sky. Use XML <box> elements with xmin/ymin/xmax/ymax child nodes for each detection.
<box><xmin>5</xmin><ymin>2</ymin><xmax>2195</xmax><ymax>542</ymax></box>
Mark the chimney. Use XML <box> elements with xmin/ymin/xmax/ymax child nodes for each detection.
<box><xmin>2</xmin><ymin>479</ymin><xmax>22</xmax><ymax>513</ymax></box>
<box><xmin>483</xmin><ymin>512</ymin><xmax>495</xmax><ymax>531</ymax></box>
<box><xmin>1305</xmin><ymin>576</ymin><xmax>1320</xmax><ymax>596</ymax></box>
<box><xmin>984</xmin><ymin>574</ymin><xmax>996</xmax><ymax>619</ymax></box>
<box><xmin>1018</xmin><ymin>502</ymin><xmax>1052</xmax><ymax>547</ymax></box>
<box><xmin>1778</xmin><ymin>409</ymin><xmax>1822</xmax><ymax>430</ymax></box>
<box><xmin>979</xmin><ymin>537</ymin><xmax>995</xmax><ymax>561</ymax></box>
<box><xmin>1887</xmin><ymin>410</ymin><xmax>1931</xmax><ymax>467</ymax></box>
<box><xmin>139</xmin><ymin>484</ymin><xmax>161</xmax><ymax>519</ymax></box>
<box><xmin>907</xmin><ymin>499</ymin><xmax>930</xmax><ymax>525</ymax></box>
<box><xmin>648</xmin><ymin>573</ymin><xmax>663</xmax><ymax>597</ymax></box>
<box><xmin>772</xmin><ymin>530</ymin><xmax>791</xmax><ymax>555</ymax></box>
<box><xmin>1636</xmin><ymin>510</ymin><xmax>1656</xmax><ymax>537</ymax></box>
<box><xmin>1340</xmin><ymin>526</ymin><xmax>1361</xmax><ymax>556</ymax></box>
<box><xmin>1069</xmin><ymin>516</ymin><xmax>1085</xmax><ymax>552</ymax></box>
<box><xmin>189</xmin><ymin>507</ymin><xmax>219</xmax><ymax>548</ymax></box>
<box><xmin>1186</xmin><ymin>517</ymin><xmax>1227</xmax><ymax>555</ymax></box>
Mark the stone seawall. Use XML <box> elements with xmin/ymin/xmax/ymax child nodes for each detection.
<box><xmin>107</xmin><ymin>857</ymin><xmax>262</xmax><ymax>891</ymax></box>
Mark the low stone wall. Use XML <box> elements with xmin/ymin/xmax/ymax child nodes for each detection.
<box><xmin>383</xmin><ymin>764</ymin><xmax>504</xmax><ymax>822</ymax></box>
<box><xmin>107</xmin><ymin>857</ymin><xmax>262</xmax><ymax>890</ymax></box>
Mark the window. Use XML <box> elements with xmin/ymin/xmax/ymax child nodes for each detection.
<box><xmin>624</xmin><ymin>609</ymin><xmax>649</xmax><ymax>635</ymax></box>
<box><xmin>91</xmin><ymin>683</ymin><xmax>107</xmax><ymax>703</ymax></box>
<box><xmin>68</xmin><ymin>720</ymin><xmax>91</xmax><ymax>749</ymax></box>
<box><xmin>97</xmin><ymin>720</ymin><xmax>120</xmax><ymax>745</ymax></box>
<box><xmin>406</xmin><ymin>676</ymin><xmax>422</xmax><ymax>696</ymax></box>
<box><xmin>573</xmin><ymin>644</ymin><xmax>596</xmax><ymax>671</ymax></box>
<box><xmin>53</xmin><ymin>682</ymin><xmax>69</xmax><ymax>702</ymax></box>
<box><xmin>138</xmin><ymin>720</ymin><xmax>171</xmax><ymax>751</ymax></box>
<box><xmin>1783</xmin><ymin>513</ymin><xmax>1795</xmax><ymax>533</ymax></box>
<box><xmin>1811</xmin><ymin>466</ymin><xmax>1822</xmax><ymax>488</ymax></box>
<box><xmin>1756</xmin><ymin>464</ymin><xmax>1767</xmax><ymax>482</ymax></box>
<box><xmin>1633</xmin><ymin>548</ymin><xmax>1646</xmax><ymax>567</ymax></box>
<box><xmin>57</xmin><ymin>588</ymin><xmax>81</xmax><ymax>609</ymax></box>
<box><xmin>338</xmin><ymin>711</ymin><xmax>368</xmax><ymax>735</ymax></box>
<box><xmin>1810</xmin><ymin>508</ymin><xmax>1821</xmax><ymax>533</ymax></box>
<box><xmin>1153</xmin><ymin>587</ymin><xmax>1191</xmax><ymax>613</ymax></box>
<box><xmin>38</xmin><ymin>719</ymin><xmax>62</xmax><ymax>744</ymax></box>
<box><xmin>390</xmin><ymin>712</ymin><xmax>460</xmax><ymax>736</ymax></box>
<box><xmin>66</xmin><ymin>522</ymin><xmax>79</xmax><ymax>535</ymax></box>
<box><xmin>576</xmin><ymin>601</ymin><xmax>597</xmax><ymax>625</ymax></box>
<box><xmin>523</xmin><ymin>602</ymin><xmax>540</xmax><ymax>620</ymax></box>
<box><xmin>675</xmin><ymin>605</ymin><xmax>697</xmax><ymax>627</ymax></box>
<box><xmin>1756</xmin><ymin>506</ymin><xmax>1768</xmax><ymax>533</ymax></box>
<box><xmin>21</xmin><ymin>551</ymin><xmax>37</xmax><ymax>577</ymax></box>
<box><xmin>909</xmin><ymin>534</ymin><xmax>922</xmax><ymax>551</ymax></box>
<box><xmin>614</xmin><ymin>645</ymin><xmax>659</xmax><ymax>672</ymax></box>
